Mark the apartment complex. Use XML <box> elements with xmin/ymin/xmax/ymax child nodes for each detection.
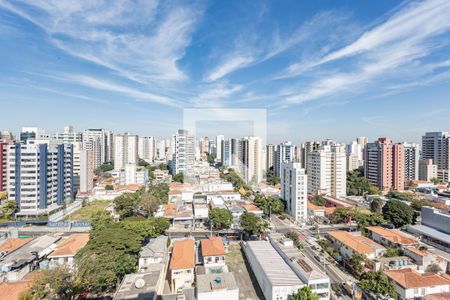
<box><xmin>403</xmin><ymin>143</ymin><xmax>420</xmax><ymax>180</ymax></box>
<box><xmin>239</xmin><ymin>136</ymin><xmax>263</xmax><ymax>184</ymax></box>
<box><xmin>114</xmin><ymin>133</ymin><xmax>139</xmax><ymax>170</ymax></box>
<box><xmin>82</xmin><ymin>128</ymin><xmax>113</xmax><ymax>169</ymax></box>
<box><xmin>138</xmin><ymin>136</ymin><xmax>156</xmax><ymax>162</ymax></box>
<box><xmin>7</xmin><ymin>140</ymin><xmax>74</xmax><ymax>215</ymax></box>
<box><xmin>0</xmin><ymin>141</ymin><xmax>8</xmax><ymax>192</ymax></box>
<box><xmin>274</xmin><ymin>141</ymin><xmax>294</xmax><ymax>177</ymax></box>
<box><xmin>365</xmin><ymin>138</ymin><xmax>405</xmax><ymax>191</ymax></box>
<box><xmin>280</xmin><ymin>162</ymin><xmax>308</xmax><ymax>222</ymax></box>
<box><xmin>422</xmin><ymin>132</ymin><xmax>450</xmax><ymax>170</ymax></box>
<box><xmin>266</xmin><ymin>144</ymin><xmax>275</xmax><ymax>170</ymax></box>
<box><xmin>307</xmin><ymin>143</ymin><xmax>346</xmax><ymax>198</ymax></box>
<box><xmin>171</xmin><ymin>129</ymin><xmax>195</xmax><ymax>175</ymax></box>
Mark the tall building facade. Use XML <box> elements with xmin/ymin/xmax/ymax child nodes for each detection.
<box><xmin>79</xmin><ymin>149</ymin><xmax>94</xmax><ymax>193</ymax></box>
<box><xmin>274</xmin><ymin>141</ymin><xmax>294</xmax><ymax>177</ymax></box>
<box><xmin>20</xmin><ymin>127</ymin><xmax>48</xmax><ymax>142</ymax></box>
<box><xmin>239</xmin><ymin>136</ymin><xmax>263</xmax><ymax>184</ymax></box>
<box><xmin>0</xmin><ymin>141</ymin><xmax>8</xmax><ymax>192</ymax></box>
<box><xmin>422</xmin><ymin>132</ymin><xmax>450</xmax><ymax>179</ymax></box>
<box><xmin>199</xmin><ymin>137</ymin><xmax>210</xmax><ymax>160</ymax></box>
<box><xmin>308</xmin><ymin>144</ymin><xmax>347</xmax><ymax>198</ymax></box>
<box><xmin>403</xmin><ymin>143</ymin><xmax>420</xmax><ymax>181</ymax></box>
<box><xmin>365</xmin><ymin>138</ymin><xmax>405</xmax><ymax>191</ymax></box>
<box><xmin>7</xmin><ymin>141</ymin><xmax>74</xmax><ymax>214</ymax></box>
<box><xmin>221</xmin><ymin>138</ymin><xmax>238</xmax><ymax>167</ymax></box>
<box><xmin>215</xmin><ymin>135</ymin><xmax>225</xmax><ymax>163</ymax></box>
<box><xmin>266</xmin><ymin>144</ymin><xmax>276</xmax><ymax>171</ymax></box>
<box><xmin>82</xmin><ymin>128</ymin><xmax>113</xmax><ymax>169</ymax></box>
<box><xmin>0</xmin><ymin>131</ymin><xmax>15</xmax><ymax>142</ymax></box>
<box><xmin>281</xmin><ymin>162</ymin><xmax>308</xmax><ymax>222</ymax></box>
<box><xmin>171</xmin><ymin>130</ymin><xmax>195</xmax><ymax>175</ymax></box>
<box><xmin>346</xmin><ymin>141</ymin><xmax>363</xmax><ymax>171</ymax></box>
<box><xmin>52</xmin><ymin>125</ymin><xmax>82</xmax><ymax>144</ymax></box>
<box><xmin>138</xmin><ymin>136</ymin><xmax>156</xmax><ymax>162</ymax></box>
<box><xmin>114</xmin><ymin>133</ymin><xmax>139</xmax><ymax>170</ymax></box>
<box><xmin>303</xmin><ymin>141</ymin><xmax>320</xmax><ymax>174</ymax></box>
<box><xmin>418</xmin><ymin>159</ymin><xmax>438</xmax><ymax>181</ymax></box>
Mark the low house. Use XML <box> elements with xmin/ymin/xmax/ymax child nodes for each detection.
<box><xmin>366</xmin><ymin>226</ymin><xmax>418</xmax><ymax>248</ymax></box>
<box><xmin>242</xmin><ymin>204</ymin><xmax>264</xmax><ymax>217</ymax></box>
<box><xmin>327</xmin><ymin>231</ymin><xmax>386</xmax><ymax>260</ymax></box>
<box><xmin>47</xmin><ymin>234</ymin><xmax>89</xmax><ymax>269</ymax></box>
<box><xmin>196</xmin><ymin>272</ymin><xmax>239</xmax><ymax>300</ymax></box>
<box><xmin>384</xmin><ymin>268</ymin><xmax>450</xmax><ymax>300</ymax></box>
<box><xmin>200</xmin><ymin>237</ymin><xmax>226</xmax><ymax>272</ymax></box>
<box><xmin>307</xmin><ymin>202</ymin><xmax>335</xmax><ymax>217</ymax></box>
<box><xmin>169</xmin><ymin>238</ymin><xmax>195</xmax><ymax>293</ymax></box>
<box><xmin>139</xmin><ymin>236</ymin><xmax>168</xmax><ymax>273</ymax></box>
<box><xmin>114</xmin><ymin>270</ymin><xmax>163</xmax><ymax>300</ymax></box>
<box><xmin>403</xmin><ymin>246</ymin><xmax>448</xmax><ymax>273</ymax></box>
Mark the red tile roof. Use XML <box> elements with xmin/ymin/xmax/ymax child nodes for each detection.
<box><xmin>384</xmin><ymin>268</ymin><xmax>450</xmax><ymax>289</ymax></box>
<box><xmin>170</xmin><ymin>239</ymin><xmax>195</xmax><ymax>270</ymax></box>
<box><xmin>327</xmin><ymin>231</ymin><xmax>385</xmax><ymax>255</ymax></box>
<box><xmin>367</xmin><ymin>226</ymin><xmax>417</xmax><ymax>245</ymax></box>
<box><xmin>0</xmin><ymin>238</ymin><xmax>33</xmax><ymax>254</ymax></box>
<box><xmin>201</xmin><ymin>237</ymin><xmax>226</xmax><ymax>257</ymax></box>
<box><xmin>48</xmin><ymin>234</ymin><xmax>89</xmax><ymax>258</ymax></box>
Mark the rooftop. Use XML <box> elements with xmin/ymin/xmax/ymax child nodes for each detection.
<box><xmin>384</xmin><ymin>268</ymin><xmax>450</xmax><ymax>289</ymax></box>
<box><xmin>244</xmin><ymin>241</ymin><xmax>303</xmax><ymax>286</ymax></box>
<box><xmin>327</xmin><ymin>231</ymin><xmax>386</xmax><ymax>255</ymax></box>
<box><xmin>48</xmin><ymin>234</ymin><xmax>89</xmax><ymax>258</ymax></box>
<box><xmin>196</xmin><ymin>272</ymin><xmax>238</xmax><ymax>293</ymax></box>
<box><xmin>242</xmin><ymin>204</ymin><xmax>262</xmax><ymax>212</ymax></box>
<box><xmin>307</xmin><ymin>201</ymin><xmax>336</xmax><ymax>214</ymax></box>
<box><xmin>0</xmin><ymin>238</ymin><xmax>33</xmax><ymax>255</ymax></box>
<box><xmin>408</xmin><ymin>224</ymin><xmax>450</xmax><ymax>244</ymax></box>
<box><xmin>201</xmin><ymin>237</ymin><xmax>226</xmax><ymax>257</ymax></box>
<box><xmin>403</xmin><ymin>246</ymin><xmax>430</xmax><ymax>257</ymax></box>
<box><xmin>140</xmin><ymin>235</ymin><xmax>168</xmax><ymax>259</ymax></box>
<box><xmin>170</xmin><ymin>239</ymin><xmax>195</xmax><ymax>270</ymax></box>
<box><xmin>367</xmin><ymin>226</ymin><xmax>417</xmax><ymax>245</ymax></box>
<box><xmin>113</xmin><ymin>270</ymin><xmax>160</xmax><ymax>300</ymax></box>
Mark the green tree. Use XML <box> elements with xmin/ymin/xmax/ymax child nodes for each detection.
<box><xmin>172</xmin><ymin>172</ymin><xmax>184</xmax><ymax>183</ymax></box>
<box><xmin>76</xmin><ymin>223</ymin><xmax>142</xmax><ymax>292</ymax></box>
<box><xmin>355</xmin><ymin>213</ymin><xmax>385</xmax><ymax>234</ymax></box>
<box><xmin>240</xmin><ymin>213</ymin><xmax>269</xmax><ymax>236</ymax></box>
<box><xmin>411</xmin><ymin>199</ymin><xmax>434</xmax><ymax>211</ymax></box>
<box><xmin>265</xmin><ymin>167</ymin><xmax>280</xmax><ymax>186</ymax></box>
<box><xmin>120</xmin><ymin>217</ymin><xmax>169</xmax><ymax>240</ymax></box>
<box><xmin>94</xmin><ymin>161</ymin><xmax>114</xmax><ymax>176</ymax></box>
<box><xmin>347</xmin><ymin>167</ymin><xmax>381</xmax><ymax>196</ymax></box>
<box><xmin>329</xmin><ymin>207</ymin><xmax>356</xmax><ymax>223</ymax></box>
<box><xmin>206</xmin><ymin>152</ymin><xmax>215</xmax><ymax>165</ymax></box>
<box><xmin>382</xmin><ymin>200</ymin><xmax>414</xmax><ymax>228</ymax></box>
<box><xmin>311</xmin><ymin>195</ymin><xmax>327</xmax><ymax>206</ymax></box>
<box><xmin>387</xmin><ymin>190</ymin><xmax>414</xmax><ymax>202</ymax></box>
<box><xmin>20</xmin><ymin>266</ymin><xmax>82</xmax><ymax>300</ymax></box>
<box><xmin>0</xmin><ymin>191</ymin><xmax>7</xmax><ymax>201</ymax></box>
<box><xmin>384</xmin><ymin>247</ymin><xmax>402</xmax><ymax>257</ymax></box>
<box><xmin>139</xmin><ymin>193</ymin><xmax>160</xmax><ymax>215</ymax></box>
<box><xmin>114</xmin><ymin>192</ymin><xmax>140</xmax><ymax>218</ymax></box>
<box><xmin>430</xmin><ymin>177</ymin><xmax>442</xmax><ymax>185</ymax></box>
<box><xmin>138</xmin><ymin>158</ymin><xmax>149</xmax><ymax>167</ymax></box>
<box><xmin>370</xmin><ymin>198</ymin><xmax>384</xmax><ymax>214</ymax></box>
<box><xmin>285</xmin><ymin>232</ymin><xmax>303</xmax><ymax>250</ymax></box>
<box><xmin>90</xmin><ymin>210</ymin><xmax>114</xmax><ymax>234</ymax></box>
<box><xmin>0</xmin><ymin>200</ymin><xmax>17</xmax><ymax>220</ymax></box>
<box><xmin>291</xmin><ymin>286</ymin><xmax>319</xmax><ymax>300</ymax></box>
<box><xmin>105</xmin><ymin>184</ymin><xmax>114</xmax><ymax>190</ymax></box>
<box><xmin>209</xmin><ymin>208</ymin><xmax>233</xmax><ymax>229</ymax></box>
<box><xmin>360</xmin><ymin>271</ymin><xmax>397</xmax><ymax>298</ymax></box>
<box><xmin>349</xmin><ymin>253</ymin><xmax>366</xmax><ymax>277</ymax></box>
<box><xmin>149</xmin><ymin>183</ymin><xmax>169</xmax><ymax>204</ymax></box>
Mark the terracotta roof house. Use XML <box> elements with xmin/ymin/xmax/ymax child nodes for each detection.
<box><xmin>48</xmin><ymin>234</ymin><xmax>89</xmax><ymax>269</ymax></box>
<box><xmin>366</xmin><ymin>226</ymin><xmax>418</xmax><ymax>248</ymax></box>
<box><xmin>327</xmin><ymin>231</ymin><xmax>386</xmax><ymax>260</ymax></box>
<box><xmin>384</xmin><ymin>268</ymin><xmax>450</xmax><ymax>300</ymax></box>
<box><xmin>0</xmin><ymin>238</ymin><xmax>33</xmax><ymax>256</ymax></box>
<box><xmin>201</xmin><ymin>237</ymin><xmax>226</xmax><ymax>271</ymax></box>
<box><xmin>169</xmin><ymin>238</ymin><xmax>195</xmax><ymax>293</ymax></box>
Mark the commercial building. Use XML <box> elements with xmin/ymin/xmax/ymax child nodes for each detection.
<box><xmin>7</xmin><ymin>140</ymin><xmax>74</xmax><ymax>215</ymax></box>
<box><xmin>274</xmin><ymin>141</ymin><xmax>294</xmax><ymax>177</ymax></box>
<box><xmin>52</xmin><ymin>125</ymin><xmax>82</xmax><ymax>144</ymax></box>
<box><xmin>384</xmin><ymin>268</ymin><xmax>449</xmax><ymax>300</ymax></box>
<box><xmin>169</xmin><ymin>238</ymin><xmax>195</xmax><ymax>293</ymax></box>
<box><xmin>308</xmin><ymin>143</ymin><xmax>346</xmax><ymax>198</ymax></box>
<box><xmin>327</xmin><ymin>231</ymin><xmax>386</xmax><ymax>260</ymax></box>
<box><xmin>269</xmin><ymin>233</ymin><xmax>330</xmax><ymax>300</ymax></box>
<box><xmin>242</xmin><ymin>240</ymin><xmax>304</xmax><ymax>300</ymax></box>
<box><xmin>171</xmin><ymin>129</ymin><xmax>195</xmax><ymax>175</ymax></box>
<box><xmin>221</xmin><ymin>138</ymin><xmax>238</xmax><ymax>167</ymax></box>
<box><xmin>138</xmin><ymin>136</ymin><xmax>156</xmax><ymax>162</ymax></box>
<box><xmin>403</xmin><ymin>143</ymin><xmax>420</xmax><ymax>180</ymax></box>
<box><xmin>82</xmin><ymin>128</ymin><xmax>113</xmax><ymax>169</ymax></box>
<box><xmin>365</xmin><ymin>138</ymin><xmax>405</xmax><ymax>191</ymax></box>
<box><xmin>419</xmin><ymin>159</ymin><xmax>438</xmax><ymax>181</ymax></box>
<box><xmin>239</xmin><ymin>136</ymin><xmax>263</xmax><ymax>184</ymax></box>
<box><xmin>114</xmin><ymin>133</ymin><xmax>139</xmax><ymax>170</ymax></box>
<box><xmin>280</xmin><ymin>162</ymin><xmax>308</xmax><ymax>222</ymax></box>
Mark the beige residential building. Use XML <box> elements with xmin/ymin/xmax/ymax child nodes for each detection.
<box><xmin>419</xmin><ymin>159</ymin><xmax>438</xmax><ymax>181</ymax></box>
<box><xmin>239</xmin><ymin>136</ymin><xmax>263</xmax><ymax>184</ymax></box>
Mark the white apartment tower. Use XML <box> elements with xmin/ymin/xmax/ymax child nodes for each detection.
<box><xmin>274</xmin><ymin>141</ymin><xmax>294</xmax><ymax>177</ymax></box>
<box><xmin>82</xmin><ymin>128</ymin><xmax>113</xmax><ymax>169</ymax></box>
<box><xmin>215</xmin><ymin>135</ymin><xmax>225</xmax><ymax>163</ymax></box>
<box><xmin>7</xmin><ymin>140</ymin><xmax>74</xmax><ymax>215</ymax></box>
<box><xmin>52</xmin><ymin>125</ymin><xmax>82</xmax><ymax>144</ymax></box>
<box><xmin>171</xmin><ymin>129</ymin><xmax>195</xmax><ymax>175</ymax></box>
<box><xmin>403</xmin><ymin>143</ymin><xmax>420</xmax><ymax>180</ymax></box>
<box><xmin>418</xmin><ymin>159</ymin><xmax>438</xmax><ymax>181</ymax></box>
<box><xmin>114</xmin><ymin>133</ymin><xmax>139</xmax><ymax>170</ymax></box>
<box><xmin>138</xmin><ymin>136</ymin><xmax>156</xmax><ymax>162</ymax></box>
<box><xmin>266</xmin><ymin>144</ymin><xmax>276</xmax><ymax>170</ymax></box>
<box><xmin>281</xmin><ymin>162</ymin><xmax>308</xmax><ymax>222</ymax></box>
<box><xmin>239</xmin><ymin>136</ymin><xmax>263</xmax><ymax>184</ymax></box>
<box><xmin>422</xmin><ymin>132</ymin><xmax>450</xmax><ymax>179</ymax></box>
<box><xmin>308</xmin><ymin>144</ymin><xmax>347</xmax><ymax>198</ymax></box>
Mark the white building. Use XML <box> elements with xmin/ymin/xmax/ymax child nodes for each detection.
<box><xmin>308</xmin><ymin>144</ymin><xmax>346</xmax><ymax>198</ymax></box>
<box><xmin>200</xmin><ymin>237</ymin><xmax>227</xmax><ymax>272</ymax></box>
<box><xmin>169</xmin><ymin>238</ymin><xmax>196</xmax><ymax>293</ymax></box>
<box><xmin>7</xmin><ymin>140</ymin><xmax>74</xmax><ymax>215</ymax></box>
<box><xmin>20</xmin><ymin>127</ymin><xmax>49</xmax><ymax>142</ymax></box>
<box><xmin>422</xmin><ymin>132</ymin><xmax>450</xmax><ymax>171</ymax></box>
<box><xmin>196</xmin><ymin>272</ymin><xmax>239</xmax><ymax>300</ymax></box>
<box><xmin>157</xmin><ymin>139</ymin><xmax>166</xmax><ymax>160</ymax></box>
<box><xmin>215</xmin><ymin>135</ymin><xmax>225</xmax><ymax>163</ymax></box>
<box><xmin>83</xmin><ymin>128</ymin><xmax>113</xmax><ymax>169</ymax></box>
<box><xmin>242</xmin><ymin>241</ymin><xmax>304</xmax><ymax>300</ymax></box>
<box><xmin>274</xmin><ymin>141</ymin><xmax>294</xmax><ymax>177</ymax></box>
<box><xmin>280</xmin><ymin>162</ymin><xmax>308</xmax><ymax>223</ymax></box>
<box><xmin>52</xmin><ymin>125</ymin><xmax>82</xmax><ymax>144</ymax></box>
<box><xmin>418</xmin><ymin>159</ymin><xmax>438</xmax><ymax>181</ymax></box>
<box><xmin>138</xmin><ymin>136</ymin><xmax>156</xmax><ymax>162</ymax></box>
<box><xmin>403</xmin><ymin>143</ymin><xmax>420</xmax><ymax>180</ymax></box>
<box><xmin>114</xmin><ymin>133</ymin><xmax>139</xmax><ymax>170</ymax></box>
<box><xmin>239</xmin><ymin>136</ymin><xmax>263</xmax><ymax>184</ymax></box>
<box><xmin>119</xmin><ymin>164</ymin><xmax>148</xmax><ymax>185</ymax></box>
<box><xmin>79</xmin><ymin>148</ymin><xmax>94</xmax><ymax>193</ymax></box>
<box><xmin>266</xmin><ymin>144</ymin><xmax>276</xmax><ymax>170</ymax></box>
<box><xmin>346</xmin><ymin>141</ymin><xmax>363</xmax><ymax>171</ymax></box>
<box><xmin>171</xmin><ymin>129</ymin><xmax>195</xmax><ymax>175</ymax></box>
<box><xmin>139</xmin><ymin>235</ymin><xmax>168</xmax><ymax>273</ymax></box>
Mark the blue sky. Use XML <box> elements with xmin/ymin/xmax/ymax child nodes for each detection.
<box><xmin>1</xmin><ymin>0</ymin><xmax>450</xmax><ymax>143</ymax></box>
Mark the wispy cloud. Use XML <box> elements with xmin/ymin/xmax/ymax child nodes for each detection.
<box><xmin>0</xmin><ymin>0</ymin><xmax>201</xmax><ymax>84</ymax></box>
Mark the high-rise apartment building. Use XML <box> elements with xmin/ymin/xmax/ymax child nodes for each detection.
<box><xmin>157</xmin><ymin>140</ymin><xmax>166</xmax><ymax>160</ymax></box>
<box><xmin>293</xmin><ymin>144</ymin><xmax>304</xmax><ymax>164</ymax></box>
<box><xmin>114</xmin><ymin>133</ymin><xmax>139</xmax><ymax>170</ymax></box>
<box><xmin>52</xmin><ymin>125</ymin><xmax>82</xmax><ymax>144</ymax></box>
<box><xmin>303</xmin><ymin>141</ymin><xmax>320</xmax><ymax>174</ymax></box>
<box><xmin>0</xmin><ymin>131</ymin><xmax>15</xmax><ymax>142</ymax></box>
<box><xmin>274</xmin><ymin>141</ymin><xmax>294</xmax><ymax>177</ymax></box>
<box><xmin>403</xmin><ymin>143</ymin><xmax>420</xmax><ymax>181</ymax></box>
<box><xmin>221</xmin><ymin>138</ymin><xmax>238</xmax><ymax>167</ymax></box>
<box><xmin>215</xmin><ymin>135</ymin><xmax>225</xmax><ymax>163</ymax></box>
<box><xmin>0</xmin><ymin>141</ymin><xmax>8</xmax><ymax>192</ymax></box>
<box><xmin>199</xmin><ymin>137</ymin><xmax>210</xmax><ymax>160</ymax></box>
<box><xmin>7</xmin><ymin>140</ymin><xmax>74</xmax><ymax>215</ymax></box>
<box><xmin>138</xmin><ymin>136</ymin><xmax>156</xmax><ymax>162</ymax></box>
<box><xmin>281</xmin><ymin>162</ymin><xmax>308</xmax><ymax>222</ymax></box>
<box><xmin>266</xmin><ymin>144</ymin><xmax>276</xmax><ymax>170</ymax></box>
<box><xmin>418</xmin><ymin>159</ymin><xmax>438</xmax><ymax>182</ymax></box>
<box><xmin>82</xmin><ymin>128</ymin><xmax>113</xmax><ymax>169</ymax></box>
<box><xmin>421</xmin><ymin>132</ymin><xmax>450</xmax><ymax>179</ymax></box>
<box><xmin>239</xmin><ymin>136</ymin><xmax>263</xmax><ymax>184</ymax></box>
<box><xmin>346</xmin><ymin>141</ymin><xmax>363</xmax><ymax>172</ymax></box>
<box><xmin>365</xmin><ymin>138</ymin><xmax>405</xmax><ymax>191</ymax></box>
<box><xmin>79</xmin><ymin>148</ymin><xmax>94</xmax><ymax>193</ymax></box>
<box><xmin>308</xmin><ymin>144</ymin><xmax>347</xmax><ymax>198</ymax></box>
<box><xmin>171</xmin><ymin>129</ymin><xmax>195</xmax><ymax>175</ymax></box>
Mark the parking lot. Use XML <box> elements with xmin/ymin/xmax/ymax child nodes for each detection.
<box><xmin>227</xmin><ymin>242</ymin><xmax>264</xmax><ymax>300</ymax></box>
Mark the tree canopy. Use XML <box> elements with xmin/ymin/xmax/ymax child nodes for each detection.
<box><xmin>114</xmin><ymin>192</ymin><xmax>140</xmax><ymax>218</ymax></box>
<box><xmin>240</xmin><ymin>213</ymin><xmax>269</xmax><ymax>236</ymax></box>
<box><xmin>149</xmin><ymin>183</ymin><xmax>169</xmax><ymax>204</ymax></box>
<box><xmin>254</xmin><ymin>194</ymin><xmax>284</xmax><ymax>215</ymax></box>
<box><xmin>370</xmin><ymin>198</ymin><xmax>384</xmax><ymax>214</ymax></box>
<box><xmin>387</xmin><ymin>190</ymin><xmax>414</xmax><ymax>202</ymax></box>
<box><xmin>347</xmin><ymin>167</ymin><xmax>381</xmax><ymax>196</ymax></box>
<box><xmin>382</xmin><ymin>200</ymin><xmax>414</xmax><ymax>228</ymax></box>
<box><xmin>0</xmin><ymin>200</ymin><xmax>16</xmax><ymax>220</ymax></box>
<box><xmin>311</xmin><ymin>195</ymin><xmax>326</xmax><ymax>206</ymax></box>
<box><xmin>291</xmin><ymin>286</ymin><xmax>319</xmax><ymax>300</ymax></box>
<box><xmin>172</xmin><ymin>172</ymin><xmax>184</xmax><ymax>183</ymax></box>
<box><xmin>265</xmin><ymin>167</ymin><xmax>280</xmax><ymax>186</ymax></box>
<box><xmin>120</xmin><ymin>217</ymin><xmax>169</xmax><ymax>240</ymax></box>
<box><xmin>360</xmin><ymin>271</ymin><xmax>397</xmax><ymax>298</ymax></box>
<box><xmin>209</xmin><ymin>208</ymin><xmax>233</xmax><ymax>229</ymax></box>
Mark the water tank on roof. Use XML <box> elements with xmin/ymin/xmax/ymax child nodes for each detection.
<box><xmin>215</xmin><ymin>276</ymin><xmax>221</xmax><ymax>284</ymax></box>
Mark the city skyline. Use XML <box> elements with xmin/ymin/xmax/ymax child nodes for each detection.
<box><xmin>1</xmin><ymin>0</ymin><xmax>450</xmax><ymax>142</ymax></box>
